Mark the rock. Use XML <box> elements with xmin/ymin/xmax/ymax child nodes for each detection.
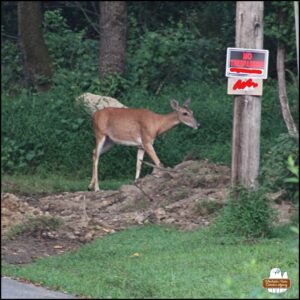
<box><xmin>2</xmin><ymin>207</ymin><xmax>12</xmax><ymax>216</ymax></box>
<box><xmin>46</xmin><ymin>231</ymin><xmax>58</xmax><ymax>239</ymax></box>
<box><xmin>154</xmin><ymin>208</ymin><xmax>166</xmax><ymax>220</ymax></box>
<box><xmin>60</xmin><ymin>210</ymin><xmax>73</xmax><ymax>216</ymax></box>
<box><xmin>164</xmin><ymin>218</ymin><xmax>176</xmax><ymax>224</ymax></box>
<box><xmin>118</xmin><ymin>185</ymin><xmax>144</xmax><ymax>210</ymax></box>
<box><xmin>65</xmin><ymin>232</ymin><xmax>76</xmax><ymax>240</ymax></box>
<box><xmin>84</xmin><ymin>230</ymin><xmax>95</xmax><ymax>241</ymax></box>
<box><xmin>1</xmin><ymin>193</ymin><xmax>44</xmax><ymax>234</ymax></box>
<box><xmin>77</xmin><ymin>93</ymin><xmax>127</xmax><ymax>114</ymax></box>
<box><xmin>134</xmin><ymin>214</ymin><xmax>146</xmax><ymax>224</ymax></box>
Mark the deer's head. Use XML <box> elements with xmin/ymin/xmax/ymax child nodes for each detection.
<box><xmin>170</xmin><ymin>98</ymin><xmax>199</xmax><ymax>129</ymax></box>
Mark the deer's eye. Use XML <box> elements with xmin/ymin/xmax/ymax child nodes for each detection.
<box><xmin>182</xmin><ymin>112</ymin><xmax>188</xmax><ymax>116</ymax></box>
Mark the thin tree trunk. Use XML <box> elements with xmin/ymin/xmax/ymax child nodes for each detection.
<box><xmin>276</xmin><ymin>43</ymin><xmax>299</xmax><ymax>140</ymax></box>
<box><xmin>18</xmin><ymin>1</ymin><xmax>52</xmax><ymax>92</ymax></box>
<box><xmin>294</xmin><ymin>1</ymin><xmax>299</xmax><ymax>77</ymax></box>
<box><xmin>99</xmin><ymin>1</ymin><xmax>127</xmax><ymax>79</ymax></box>
<box><xmin>231</xmin><ymin>2</ymin><xmax>264</xmax><ymax>190</ymax></box>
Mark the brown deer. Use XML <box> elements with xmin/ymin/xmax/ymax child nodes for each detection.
<box><xmin>89</xmin><ymin>98</ymin><xmax>199</xmax><ymax>191</ymax></box>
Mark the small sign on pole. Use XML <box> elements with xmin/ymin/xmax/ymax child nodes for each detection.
<box><xmin>227</xmin><ymin>77</ymin><xmax>263</xmax><ymax>96</ymax></box>
<box><xmin>226</xmin><ymin>47</ymin><xmax>269</xmax><ymax>95</ymax></box>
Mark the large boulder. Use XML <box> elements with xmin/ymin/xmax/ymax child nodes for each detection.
<box><xmin>77</xmin><ymin>92</ymin><xmax>127</xmax><ymax>114</ymax></box>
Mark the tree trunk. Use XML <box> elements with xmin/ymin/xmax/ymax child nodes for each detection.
<box><xmin>18</xmin><ymin>1</ymin><xmax>52</xmax><ymax>92</ymax></box>
<box><xmin>276</xmin><ymin>43</ymin><xmax>299</xmax><ymax>140</ymax></box>
<box><xmin>231</xmin><ymin>2</ymin><xmax>264</xmax><ymax>190</ymax></box>
<box><xmin>99</xmin><ymin>1</ymin><xmax>127</xmax><ymax>79</ymax></box>
<box><xmin>295</xmin><ymin>1</ymin><xmax>299</xmax><ymax>77</ymax></box>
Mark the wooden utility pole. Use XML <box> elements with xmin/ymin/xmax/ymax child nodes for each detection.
<box><xmin>231</xmin><ymin>2</ymin><xmax>264</xmax><ymax>189</ymax></box>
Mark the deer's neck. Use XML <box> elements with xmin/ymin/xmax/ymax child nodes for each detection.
<box><xmin>156</xmin><ymin>112</ymin><xmax>179</xmax><ymax>136</ymax></box>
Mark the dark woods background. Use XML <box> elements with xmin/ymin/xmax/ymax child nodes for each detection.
<box><xmin>2</xmin><ymin>1</ymin><xmax>297</xmax><ymax>87</ymax></box>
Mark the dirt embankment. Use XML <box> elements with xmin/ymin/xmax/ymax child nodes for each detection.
<box><xmin>1</xmin><ymin>160</ymin><xmax>294</xmax><ymax>264</ymax></box>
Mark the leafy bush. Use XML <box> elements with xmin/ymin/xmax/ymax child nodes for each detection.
<box><xmin>284</xmin><ymin>154</ymin><xmax>299</xmax><ymax>203</ymax></box>
<box><xmin>216</xmin><ymin>187</ymin><xmax>276</xmax><ymax>238</ymax></box>
<box><xmin>1</xmin><ymin>30</ymin><xmax>24</xmax><ymax>92</ymax></box>
<box><xmin>126</xmin><ymin>20</ymin><xmax>221</xmax><ymax>92</ymax></box>
<box><xmin>1</xmin><ymin>88</ymin><xmax>94</xmax><ymax>176</ymax></box>
<box><xmin>1</xmin><ymin>137</ymin><xmax>44</xmax><ymax>174</ymax></box>
<box><xmin>43</xmin><ymin>9</ymin><xmax>98</xmax><ymax>71</ymax></box>
<box><xmin>259</xmin><ymin>133</ymin><xmax>299</xmax><ymax>202</ymax></box>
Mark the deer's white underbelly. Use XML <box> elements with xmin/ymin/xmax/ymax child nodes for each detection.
<box><xmin>109</xmin><ymin>136</ymin><xmax>143</xmax><ymax>147</ymax></box>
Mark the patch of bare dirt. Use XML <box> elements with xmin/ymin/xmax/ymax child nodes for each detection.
<box><xmin>1</xmin><ymin>160</ymin><xmax>295</xmax><ymax>264</ymax></box>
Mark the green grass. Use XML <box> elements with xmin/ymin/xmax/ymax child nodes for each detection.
<box><xmin>1</xmin><ymin>174</ymin><xmax>131</xmax><ymax>195</ymax></box>
<box><xmin>2</xmin><ymin>225</ymin><xmax>299</xmax><ymax>298</ymax></box>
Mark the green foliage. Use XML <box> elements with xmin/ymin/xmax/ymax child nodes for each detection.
<box><xmin>1</xmin><ymin>88</ymin><xmax>94</xmax><ymax>177</ymax></box>
<box><xmin>284</xmin><ymin>154</ymin><xmax>299</xmax><ymax>202</ymax></box>
<box><xmin>43</xmin><ymin>9</ymin><xmax>109</xmax><ymax>95</ymax></box>
<box><xmin>259</xmin><ymin>133</ymin><xmax>299</xmax><ymax>202</ymax></box>
<box><xmin>217</xmin><ymin>187</ymin><xmax>276</xmax><ymax>238</ymax></box>
<box><xmin>43</xmin><ymin>9</ymin><xmax>97</xmax><ymax>71</ymax></box>
<box><xmin>1</xmin><ymin>137</ymin><xmax>44</xmax><ymax>174</ymax></box>
<box><xmin>126</xmin><ymin>20</ymin><xmax>222</xmax><ymax>92</ymax></box>
<box><xmin>4</xmin><ymin>215</ymin><xmax>62</xmax><ymax>240</ymax></box>
<box><xmin>264</xmin><ymin>1</ymin><xmax>297</xmax><ymax>74</ymax></box>
<box><xmin>1</xmin><ymin>28</ymin><xmax>24</xmax><ymax>92</ymax></box>
<box><xmin>264</xmin><ymin>1</ymin><xmax>296</xmax><ymax>48</ymax></box>
<box><xmin>195</xmin><ymin>199</ymin><xmax>223</xmax><ymax>216</ymax></box>
<box><xmin>285</xmin><ymin>154</ymin><xmax>299</xmax><ymax>183</ymax></box>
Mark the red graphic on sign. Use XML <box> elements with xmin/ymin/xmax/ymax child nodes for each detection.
<box><xmin>230</xmin><ymin>68</ymin><xmax>262</xmax><ymax>75</ymax></box>
<box><xmin>233</xmin><ymin>79</ymin><xmax>258</xmax><ymax>90</ymax></box>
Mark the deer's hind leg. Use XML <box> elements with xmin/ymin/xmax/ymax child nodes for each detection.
<box><xmin>89</xmin><ymin>135</ymin><xmax>107</xmax><ymax>192</ymax></box>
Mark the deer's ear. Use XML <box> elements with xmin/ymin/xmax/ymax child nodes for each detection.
<box><xmin>170</xmin><ymin>99</ymin><xmax>179</xmax><ymax>111</ymax></box>
<box><xmin>183</xmin><ymin>98</ymin><xmax>191</xmax><ymax>108</ymax></box>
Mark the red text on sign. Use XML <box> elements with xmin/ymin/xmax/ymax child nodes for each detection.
<box><xmin>243</xmin><ymin>52</ymin><xmax>253</xmax><ymax>60</ymax></box>
<box><xmin>233</xmin><ymin>78</ymin><xmax>258</xmax><ymax>90</ymax></box>
<box><xmin>230</xmin><ymin>60</ymin><xmax>264</xmax><ymax>68</ymax></box>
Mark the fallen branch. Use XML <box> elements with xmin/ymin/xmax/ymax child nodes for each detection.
<box><xmin>140</xmin><ymin>160</ymin><xmax>180</xmax><ymax>173</ymax></box>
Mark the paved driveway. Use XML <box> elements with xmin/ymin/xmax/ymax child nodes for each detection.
<box><xmin>1</xmin><ymin>277</ymin><xmax>78</xmax><ymax>299</ymax></box>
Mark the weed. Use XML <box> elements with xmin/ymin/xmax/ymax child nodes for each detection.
<box><xmin>216</xmin><ymin>186</ymin><xmax>276</xmax><ymax>238</ymax></box>
<box><xmin>4</xmin><ymin>215</ymin><xmax>63</xmax><ymax>240</ymax></box>
<box><xmin>194</xmin><ymin>198</ymin><xmax>224</xmax><ymax>215</ymax></box>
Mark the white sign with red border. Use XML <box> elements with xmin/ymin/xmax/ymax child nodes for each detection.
<box><xmin>226</xmin><ymin>48</ymin><xmax>269</xmax><ymax>79</ymax></box>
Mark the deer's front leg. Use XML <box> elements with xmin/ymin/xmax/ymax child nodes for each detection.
<box><xmin>135</xmin><ymin>148</ymin><xmax>145</xmax><ymax>181</ymax></box>
<box><xmin>143</xmin><ymin>142</ymin><xmax>161</xmax><ymax>167</ymax></box>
